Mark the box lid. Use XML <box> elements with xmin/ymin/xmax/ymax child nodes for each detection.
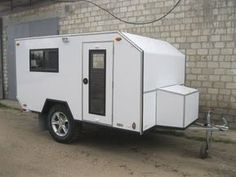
<box><xmin>159</xmin><ymin>85</ymin><xmax>198</xmax><ymax>95</ymax></box>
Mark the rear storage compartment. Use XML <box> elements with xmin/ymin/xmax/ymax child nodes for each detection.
<box><xmin>156</xmin><ymin>85</ymin><xmax>199</xmax><ymax>128</ymax></box>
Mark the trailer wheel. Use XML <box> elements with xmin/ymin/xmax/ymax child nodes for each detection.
<box><xmin>47</xmin><ymin>105</ymin><xmax>79</xmax><ymax>143</ymax></box>
<box><xmin>200</xmin><ymin>143</ymin><xmax>208</xmax><ymax>159</ymax></box>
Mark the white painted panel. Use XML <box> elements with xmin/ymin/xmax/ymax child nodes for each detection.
<box><xmin>161</xmin><ymin>85</ymin><xmax>197</xmax><ymax>95</ymax></box>
<box><xmin>156</xmin><ymin>85</ymin><xmax>199</xmax><ymax>128</ymax></box>
<box><xmin>16</xmin><ymin>37</ymin><xmax>82</xmax><ymax>120</ymax></box>
<box><xmin>185</xmin><ymin>92</ymin><xmax>199</xmax><ymax>127</ymax></box>
<box><xmin>143</xmin><ymin>92</ymin><xmax>156</xmax><ymax>131</ymax></box>
<box><xmin>123</xmin><ymin>32</ymin><xmax>185</xmax><ymax>92</ymax></box>
<box><xmin>16</xmin><ymin>32</ymin><xmax>142</xmax><ymax>132</ymax></box>
<box><xmin>144</xmin><ymin>53</ymin><xmax>185</xmax><ymax>92</ymax></box>
<box><xmin>156</xmin><ymin>90</ymin><xmax>184</xmax><ymax>128</ymax></box>
<box><xmin>16</xmin><ymin>31</ymin><xmax>198</xmax><ymax>133</ymax></box>
<box><xmin>122</xmin><ymin>32</ymin><xmax>184</xmax><ymax>57</ymax></box>
<box><xmin>16</xmin><ymin>33</ymin><xmax>118</xmax><ymax>122</ymax></box>
<box><xmin>113</xmin><ymin>38</ymin><xmax>141</xmax><ymax>132</ymax></box>
<box><xmin>82</xmin><ymin>42</ymin><xmax>113</xmax><ymax>125</ymax></box>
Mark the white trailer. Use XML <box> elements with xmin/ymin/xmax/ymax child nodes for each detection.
<box><xmin>16</xmin><ymin>31</ymin><xmax>199</xmax><ymax>143</ymax></box>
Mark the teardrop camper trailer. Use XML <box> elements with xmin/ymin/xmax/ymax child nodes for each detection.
<box><xmin>16</xmin><ymin>31</ymin><xmax>199</xmax><ymax>143</ymax></box>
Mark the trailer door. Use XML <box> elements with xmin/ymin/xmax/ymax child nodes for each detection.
<box><xmin>82</xmin><ymin>42</ymin><xmax>113</xmax><ymax>125</ymax></box>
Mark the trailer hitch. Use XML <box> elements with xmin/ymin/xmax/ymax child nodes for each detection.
<box><xmin>190</xmin><ymin>109</ymin><xmax>229</xmax><ymax>159</ymax></box>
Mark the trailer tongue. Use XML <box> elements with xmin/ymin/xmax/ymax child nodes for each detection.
<box><xmin>190</xmin><ymin>110</ymin><xmax>229</xmax><ymax>159</ymax></box>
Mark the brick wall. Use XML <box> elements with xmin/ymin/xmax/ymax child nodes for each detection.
<box><xmin>60</xmin><ymin>0</ymin><xmax>236</xmax><ymax>125</ymax></box>
<box><xmin>2</xmin><ymin>0</ymin><xmax>236</xmax><ymax>125</ymax></box>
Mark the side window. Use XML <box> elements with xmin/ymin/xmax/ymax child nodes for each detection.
<box><xmin>30</xmin><ymin>48</ymin><xmax>59</xmax><ymax>72</ymax></box>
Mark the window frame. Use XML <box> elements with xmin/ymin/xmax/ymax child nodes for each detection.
<box><xmin>88</xmin><ymin>49</ymin><xmax>106</xmax><ymax>116</ymax></box>
<box><xmin>29</xmin><ymin>48</ymin><xmax>59</xmax><ymax>73</ymax></box>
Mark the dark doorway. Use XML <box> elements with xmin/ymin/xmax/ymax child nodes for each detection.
<box><xmin>0</xmin><ymin>17</ymin><xmax>3</xmax><ymax>99</ymax></box>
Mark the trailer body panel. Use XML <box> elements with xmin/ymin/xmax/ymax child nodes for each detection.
<box><xmin>16</xmin><ymin>31</ymin><xmax>199</xmax><ymax>133</ymax></box>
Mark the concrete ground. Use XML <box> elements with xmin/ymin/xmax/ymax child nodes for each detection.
<box><xmin>0</xmin><ymin>103</ymin><xmax>235</xmax><ymax>177</ymax></box>
<box><xmin>0</xmin><ymin>99</ymin><xmax>21</xmax><ymax>109</ymax></box>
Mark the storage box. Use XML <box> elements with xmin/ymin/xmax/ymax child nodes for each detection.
<box><xmin>156</xmin><ymin>85</ymin><xmax>199</xmax><ymax>128</ymax></box>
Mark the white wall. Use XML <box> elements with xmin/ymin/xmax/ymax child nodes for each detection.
<box><xmin>113</xmin><ymin>36</ymin><xmax>142</xmax><ymax>132</ymax></box>
<box><xmin>143</xmin><ymin>92</ymin><xmax>156</xmax><ymax>131</ymax></box>
<box><xmin>142</xmin><ymin>52</ymin><xmax>185</xmax><ymax>130</ymax></box>
<box><xmin>144</xmin><ymin>53</ymin><xmax>185</xmax><ymax>92</ymax></box>
<box><xmin>16</xmin><ymin>36</ymin><xmax>83</xmax><ymax>120</ymax></box>
<box><xmin>16</xmin><ymin>32</ymin><xmax>142</xmax><ymax>132</ymax></box>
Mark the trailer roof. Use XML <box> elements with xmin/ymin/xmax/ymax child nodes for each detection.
<box><xmin>15</xmin><ymin>31</ymin><xmax>118</xmax><ymax>41</ymax></box>
<box><xmin>122</xmin><ymin>32</ymin><xmax>184</xmax><ymax>57</ymax></box>
<box><xmin>15</xmin><ymin>31</ymin><xmax>184</xmax><ymax>57</ymax></box>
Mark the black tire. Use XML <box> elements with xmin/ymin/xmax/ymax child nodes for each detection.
<box><xmin>47</xmin><ymin>104</ymin><xmax>79</xmax><ymax>143</ymax></box>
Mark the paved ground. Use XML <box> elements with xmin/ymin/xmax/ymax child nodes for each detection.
<box><xmin>0</xmin><ymin>106</ymin><xmax>235</xmax><ymax>177</ymax></box>
<box><xmin>0</xmin><ymin>99</ymin><xmax>21</xmax><ymax>110</ymax></box>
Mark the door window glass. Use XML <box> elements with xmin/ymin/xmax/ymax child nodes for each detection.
<box><xmin>89</xmin><ymin>50</ymin><xmax>106</xmax><ymax>116</ymax></box>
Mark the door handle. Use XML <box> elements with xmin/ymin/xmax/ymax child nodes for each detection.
<box><xmin>83</xmin><ymin>78</ymin><xmax>88</xmax><ymax>84</ymax></box>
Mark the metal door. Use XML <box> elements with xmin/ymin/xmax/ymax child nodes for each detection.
<box><xmin>6</xmin><ymin>18</ymin><xmax>58</xmax><ymax>99</ymax></box>
<box><xmin>7</xmin><ymin>23</ymin><xmax>29</xmax><ymax>100</ymax></box>
<box><xmin>0</xmin><ymin>18</ymin><xmax>3</xmax><ymax>99</ymax></box>
<box><xmin>82</xmin><ymin>42</ymin><xmax>113</xmax><ymax>125</ymax></box>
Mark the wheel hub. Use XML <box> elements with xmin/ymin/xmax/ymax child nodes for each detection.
<box><xmin>51</xmin><ymin>112</ymin><xmax>69</xmax><ymax>137</ymax></box>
